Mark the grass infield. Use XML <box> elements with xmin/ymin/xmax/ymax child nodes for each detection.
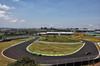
<box><xmin>29</xmin><ymin>42</ymin><xmax>83</xmax><ymax>56</ymax></box>
<box><xmin>39</xmin><ymin>36</ymin><xmax>80</xmax><ymax>43</ymax></box>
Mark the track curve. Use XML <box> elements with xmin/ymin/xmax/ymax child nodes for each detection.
<box><xmin>2</xmin><ymin>37</ymin><xmax>99</xmax><ymax>65</ymax></box>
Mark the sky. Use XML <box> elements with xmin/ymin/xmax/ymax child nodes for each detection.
<box><xmin>0</xmin><ymin>0</ymin><xmax>100</xmax><ymax>29</ymax></box>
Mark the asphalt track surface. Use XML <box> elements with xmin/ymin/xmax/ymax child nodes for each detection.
<box><xmin>2</xmin><ymin>37</ymin><xmax>99</xmax><ymax>65</ymax></box>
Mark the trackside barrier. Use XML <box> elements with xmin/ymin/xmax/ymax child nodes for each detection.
<box><xmin>10</xmin><ymin>36</ymin><xmax>35</xmax><ymax>46</ymax></box>
<box><xmin>7</xmin><ymin>36</ymin><xmax>35</xmax><ymax>40</ymax></box>
<box><xmin>39</xmin><ymin>55</ymin><xmax>98</xmax><ymax>65</ymax></box>
<box><xmin>27</xmin><ymin>43</ymin><xmax>85</xmax><ymax>56</ymax></box>
<box><xmin>7</xmin><ymin>36</ymin><xmax>29</xmax><ymax>38</ymax></box>
<box><xmin>11</xmin><ymin>40</ymin><xmax>29</xmax><ymax>46</ymax></box>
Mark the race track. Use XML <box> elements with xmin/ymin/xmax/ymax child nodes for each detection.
<box><xmin>2</xmin><ymin>37</ymin><xmax>99</xmax><ymax>65</ymax></box>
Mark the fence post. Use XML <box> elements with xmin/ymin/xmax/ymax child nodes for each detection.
<box><xmin>73</xmin><ymin>58</ymin><xmax>74</xmax><ymax>66</ymax></box>
<box><xmin>81</xmin><ymin>58</ymin><xmax>82</xmax><ymax>66</ymax></box>
<box><xmin>93</xmin><ymin>59</ymin><xmax>95</xmax><ymax>66</ymax></box>
<box><xmin>57</xmin><ymin>60</ymin><xmax>58</xmax><ymax>66</ymax></box>
<box><xmin>65</xmin><ymin>60</ymin><xmax>67</xmax><ymax>66</ymax></box>
<box><xmin>88</xmin><ymin>57</ymin><xmax>90</xmax><ymax>66</ymax></box>
<box><xmin>47</xmin><ymin>61</ymin><xmax>48</xmax><ymax>66</ymax></box>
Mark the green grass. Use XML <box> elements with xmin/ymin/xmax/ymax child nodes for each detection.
<box><xmin>81</xmin><ymin>36</ymin><xmax>100</xmax><ymax>43</ymax></box>
<box><xmin>29</xmin><ymin>42</ymin><xmax>83</xmax><ymax>54</ymax></box>
<box><xmin>0</xmin><ymin>37</ymin><xmax>34</xmax><ymax>66</ymax></box>
<box><xmin>0</xmin><ymin>33</ymin><xmax>4</xmax><ymax>36</ymax></box>
<box><xmin>39</xmin><ymin>36</ymin><xmax>80</xmax><ymax>43</ymax></box>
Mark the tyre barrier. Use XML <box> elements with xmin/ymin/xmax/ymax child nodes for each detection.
<box><xmin>32</xmin><ymin>52</ymin><xmax>66</xmax><ymax>56</ymax></box>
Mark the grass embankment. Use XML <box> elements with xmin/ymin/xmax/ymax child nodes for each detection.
<box><xmin>0</xmin><ymin>37</ymin><xmax>34</xmax><ymax>66</ymax></box>
<box><xmin>39</xmin><ymin>36</ymin><xmax>80</xmax><ymax>43</ymax></box>
<box><xmin>29</xmin><ymin>42</ymin><xmax>83</xmax><ymax>54</ymax></box>
<box><xmin>81</xmin><ymin>36</ymin><xmax>100</xmax><ymax>43</ymax></box>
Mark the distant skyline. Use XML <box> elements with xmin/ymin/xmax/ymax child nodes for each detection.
<box><xmin>0</xmin><ymin>0</ymin><xmax>100</xmax><ymax>29</ymax></box>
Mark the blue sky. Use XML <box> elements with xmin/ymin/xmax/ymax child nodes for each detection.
<box><xmin>0</xmin><ymin>0</ymin><xmax>100</xmax><ymax>29</ymax></box>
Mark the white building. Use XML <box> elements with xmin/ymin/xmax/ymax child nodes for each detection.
<box><xmin>39</xmin><ymin>32</ymin><xmax>75</xmax><ymax>36</ymax></box>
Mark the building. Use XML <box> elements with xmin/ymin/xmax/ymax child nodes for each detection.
<box><xmin>95</xmin><ymin>29</ymin><xmax>100</xmax><ymax>33</ymax></box>
<box><xmin>75</xmin><ymin>28</ymin><xmax>95</xmax><ymax>33</ymax></box>
<box><xmin>39</xmin><ymin>32</ymin><xmax>75</xmax><ymax>36</ymax></box>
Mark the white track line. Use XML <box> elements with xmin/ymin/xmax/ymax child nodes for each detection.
<box><xmin>94</xmin><ymin>43</ymin><xmax>100</xmax><ymax>59</ymax></box>
<box><xmin>1</xmin><ymin>40</ymin><xmax>30</xmax><ymax>61</ymax></box>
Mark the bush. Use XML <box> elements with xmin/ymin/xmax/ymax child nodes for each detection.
<box><xmin>7</xmin><ymin>57</ymin><xmax>39</xmax><ymax>66</ymax></box>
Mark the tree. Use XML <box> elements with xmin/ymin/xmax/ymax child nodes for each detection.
<box><xmin>7</xmin><ymin>56</ymin><xmax>39</xmax><ymax>66</ymax></box>
<box><xmin>41</xmin><ymin>27</ymin><xmax>43</xmax><ymax>29</ymax></box>
<box><xmin>25</xmin><ymin>30</ymin><xmax>28</xmax><ymax>35</ymax></box>
<box><xmin>10</xmin><ymin>32</ymin><xmax>15</xmax><ymax>36</ymax></box>
<box><xmin>54</xmin><ymin>35</ymin><xmax>56</xmax><ymax>38</ymax></box>
<box><xmin>44</xmin><ymin>27</ymin><xmax>47</xmax><ymax>30</ymax></box>
<box><xmin>4</xmin><ymin>32</ymin><xmax>8</xmax><ymax>36</ymax></box>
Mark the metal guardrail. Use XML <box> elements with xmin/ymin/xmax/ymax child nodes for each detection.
<box><xmin>39</xmin><ymin>55</ymin><xmax>98</xmax><ymax>65</ymax></box>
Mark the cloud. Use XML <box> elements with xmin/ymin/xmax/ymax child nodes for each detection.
<box><xmin>0</xmin><ymin>10</ymin><xmax>25</xmax><ymax>23</ymax></box>
<box><xmin>0</xmin><ymin>4</ymin><xmax>16</xmax><ymax>21</ymax></box>
<box><xmin>49</xmin><ymin>24</ymin><xmax>54</xmax><ymax>27</ymax></box>
<box><xmin>88</xmin><ymin>24</ymin><xmax>100</xmax><ymax>29</ymax></box>
<box><xmin>10</xmin><ymin>19</ymin><xmax>18</xmax><ymax>23</ymax></box>
<box><xmin>11</xmin><ymin>7</ymin><xmax>16</xmax><ymax>9</ymax></box>
<box><xmin>60</xmin><ymin>25</ymin><xmax>63</xmax><ymax>28</ymax></box>
<box><xmin>89</xmin><ymin>24</ymin><xmax>94</xmax><ymax>27</ymax></box>
<box><xmin>0</xmin><ymin>11</ymin><xmax>12</xmax><ymax>20</ymax></box>
<box><xmin>19</xmin><ymin>19</ymin><xmax>25</xmax><ymax>22</ymax></box>
<box><xmin>10</xmin><ymin>19</ymin><xmax>25</xmax><ymax>23</ymax></box>
<box><xmin>0</xmin><ymin>11</ymin><xmax>6</xmax><ymax>14</ymax></box>
<box><xmin>0</xmin><ymin>4</ymin><xmax>15</xmax><ymax>10</ymax></box>
<box><xmin>0</xmin><ymin>4</ymin><xmax>10</xmax><ymax>10</ymax></box>
<box><xmin>0</xmin><ymin>15</ymin><xmax>11</xmax><ymax>20</ymax></box>
<box><xmin>94</xmin><ymin>26</ymin><xmax>100</xmax><ymax>29</ymax></box>
<box><xmin>0</xmin><ymin>4</ymin><xmax>25</xmax><ymax>23</ymax></box>
<box><xmin>12</xmin><ymin>0</ymin><xmax>20</xmax><ymax>1</ymax></box>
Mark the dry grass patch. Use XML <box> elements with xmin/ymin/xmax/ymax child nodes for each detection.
<box><xmin>82</xmin><ymin>36</ymin><xmax>100</xmax><ymax>43</ymax></box>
